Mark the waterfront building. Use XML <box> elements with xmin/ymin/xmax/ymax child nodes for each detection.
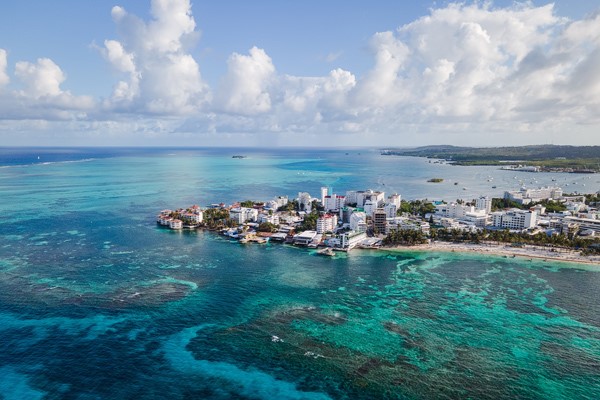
<box><xmin>349</xmin><ymin>211</ymin><xmax>367</xmax><ymax>233</ymax></box>
<box><xmin>229</xmin><ymin>207</ymin><xmax>259</xmax><ymax>224</ymax></box>
<box><xmin>316</xmin><ymin>214</ymin><xmax>338</xmax><ymax>234</ymax></box>
<box><xmin>475</xmin><ymin>196</ymin><xmax>492</xmax><ymax>214</ymax></box>
<box><xmin>340</xmin><ymin>231</ymin><xmax>367</xmax><ymax>249</ymax></box>
<box><xmin>345</xmin><ymin>190</ymin><xmax>359</xmax><ymax>205</ymax></box>
<box><xmin>562</xmin><ymin>216</ymin><xmax>600</xmax><ymax>234</ymax></box>
<box><xmin>373</xmin><ymin>208</ymin><xmax>388</xmax><ymax>234</ymax></box>
<box><xmin>169</xmin><ymin>219</ymin><xmax>183</xmax><ymax>230</ymax></box>
<box><xmin>491</xmin><ymin>209</ymin><xmax>537</xmax><ymax>230</ymax></box>
<box><xmin>504</xmin><ymin>186</ymin><xmax>563</xmax><ymax>205</ymax></box>
<box><xmin>293</xmin><ymin>230</ymin><xmax>318</xmax><ymax>246</ymax></box>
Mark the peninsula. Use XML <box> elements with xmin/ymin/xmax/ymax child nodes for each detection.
<box><xmin>157</xmin><ymin>186</ymin><xmax>600</xmax><ymax>264</ymax></box>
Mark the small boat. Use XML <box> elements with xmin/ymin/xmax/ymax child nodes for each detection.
<box><xmin>492</xmin><ymin>186</ymin><xmax>497</xmax><ymax>189</ymax></box>
<box><xmin>317</xmin><ymin>247</ymin><xmax>335</xmax><ymax>256</ymax></box>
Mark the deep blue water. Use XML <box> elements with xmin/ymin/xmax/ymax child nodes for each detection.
<box><xmin>0</xmin><ymin>147</ymin><xmax>599</xmax><ymax>399</ymax></box>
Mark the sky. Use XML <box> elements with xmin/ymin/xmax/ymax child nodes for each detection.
<box><xmin>1</xmin><ymin>0</ymin><xmax>600</xmax><ymax>147</ymax></box>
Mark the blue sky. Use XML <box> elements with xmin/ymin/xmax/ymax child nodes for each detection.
<box><xmin>1</xmin><ymin>0</ymin><xmax>600</xmax><ymax>146</ymax></box>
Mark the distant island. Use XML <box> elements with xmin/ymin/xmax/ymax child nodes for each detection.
<box><xmin>232</xmin><ymin>155</ymin><xmax>247</xmax><ymax>159</ymax></box>
<box><xmin>427</xmin><ymin>178</ymin><xmax>444</xmax><ymax>183</ymax></box>
<box><xmin>381</xmin><ymin>145</ymin><xmax>600</xmax><ymax>173</ymax></box>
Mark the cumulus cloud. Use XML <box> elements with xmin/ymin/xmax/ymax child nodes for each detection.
<box><xmin>217</xmin><ymin>47</ymin><xmax>275</xmax><ymax>115</ymax></box>
<box><xmin>101</xmin><ymin>0</ymin><xmax>208</xmax><ymax>114</ymax></box>
<box><xmin>5</xmin><ymin>1</ymin><xmax>600</xmax><ymax>145</ymax></box>
<box><xmin>0</xmin><ymin>49</ymin><xmax>9</xmax><ymax>88</ymax></box>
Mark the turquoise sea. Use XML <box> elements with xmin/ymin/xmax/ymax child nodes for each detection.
<box><xmin>1</xmin><ymin>147</ymin><xmax>599</xmax><ymax>399</ymax></box>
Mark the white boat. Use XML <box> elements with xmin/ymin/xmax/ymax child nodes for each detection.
<box><xmin>317</xmin><ymin>247</ymin><xmax>335</xmax><ymax>256</ymax></box>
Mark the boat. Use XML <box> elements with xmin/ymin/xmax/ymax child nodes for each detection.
<box><xmin>317</xmin><ymin>247</ymin><xmax>335</xmax><ymax>256</ymax></box>
<box><xmin>492</xmin><ymin>186</ymin><xmax>497</xmax><ymax>189</ymax></box>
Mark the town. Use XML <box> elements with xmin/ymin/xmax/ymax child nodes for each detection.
<box><xmin>156</xmin><ymin>186</ymin><xmax>600</xmax><ymax>256</ymax></box>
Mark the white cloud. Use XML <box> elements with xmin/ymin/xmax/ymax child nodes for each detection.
<box><xmin>15</xmin><ymin>58</ymin><xmax>65</xmax><ymax>98</ymax></box>
<box><xmin>101</xmin><ymin>0</ymin><xmax>208</xmax><ymax>114</ymax></box>
<box><xmin>217</xmin><ymin>47</ymin><xmax>275</xmax><ymax>115</ymax></box>
<box><xmin>0</xmin><ymin>49</ymin><xmax>9</xmax><ymax>88</ymax></box>
<box><xmin>4</xmin><ymin>1</ymin><xmax>600</xmax><ymax>146</ymax></box>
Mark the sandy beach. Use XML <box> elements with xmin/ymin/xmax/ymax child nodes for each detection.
<box><xmin>384</xmin><ymin>241</ymin><xmax>600</xmax><ymax>267</ymax></box>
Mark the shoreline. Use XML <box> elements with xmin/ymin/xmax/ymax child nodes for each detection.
<box><xmin>381</xmin><ymin>241</ymin><xmax>600</xmax><ymax>266</ymax></box>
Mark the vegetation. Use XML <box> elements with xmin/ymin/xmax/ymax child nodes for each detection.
<box><xmin>381</xmin><ymin>145</ymin><xmax>600</xmax><ymax>172</ymax></box>
<box><xmin>399</xmin><ymin>199</ymin><xmax>436</xmax><ymax>217</ymax></box>
<box><xmin>240</xmin><ymin>200</ymin><xmax>255</xmax><ymax>207</ymax></box>
<box><xmin>258</xmin><ymin>222</ymin><xmax>279</xmax><ymax>233</ymax></box>
<box><xmin>432</xmin><ymin>228</ymin><xmax>600</xmax><ymax>252</ymax></box>
<box><xmin>383</xmin><ymin>229</ymin><xmax>427</xmax><ymax>246</ymax></box>
<box><xmin>202</xmin><ymin>208</ymin><xmax>234</xmax><ymax>229</ymax></box>
<box><xmin>297</xmin><ymin>210</ymin><xmax>319</xmax><ymax>232</ymax></box>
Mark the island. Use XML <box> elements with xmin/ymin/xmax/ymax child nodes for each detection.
<box><xmin>427</xmin><ymin>178</ymin><xmax>444</xmax><ymax>183</ymax></box>
<box><xmin>381</xmin><ymin>145</ymin><xmax>600</xmax><ymax>173</ymax></box>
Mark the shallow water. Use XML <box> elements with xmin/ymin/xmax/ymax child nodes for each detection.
<box><xmin>1</xmin><ymin>147</ymin><xmax>599</xmax><ymax>399</ymax></box>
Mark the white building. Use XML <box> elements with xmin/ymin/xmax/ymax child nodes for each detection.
<box><xmin>340</xmin><ymin>231</ymin><xmax>367</xmax><ymax>249</ymax></box>
<box><xmin>435</xmin><ymin>203</ymin><xmax>474</xmax><ymax>219</ymax></box>
<box><xmin>324</xmin><ymin>194</ymin><xmax>345</xmax><ymax>212</ymax></box>
<box><xmin>275</xmin><ymin>196</ymin><xmax>289</xmax><ymax>209</ymax></box>
<box><xmin>384</xmin><ymin>203</ymin><xmax>397</xmax><ymax>218</ymax></box>
<box><xmin>229</xmin><ymin>207</ymin><xmax>259</xmax><ymax>224</ymax></box>
<box><xmin>387</xmin><ymin>217</ymin><xmax>430</xmax><ymax>234</ymax></box>
<box><xmin>169</xmin><ymin>219</ymin><xmax>183</xmax><ymax>229</ymax></box>
<box><xmin>316</xmin><ymin>214</ymin><xmax>338</xmax><ymax>233</ymax></box>
<box><xmin>364</xmin><ymin>199</ymin><xmax>378</xmax><ymax>217</ymax></box>
<box><xmin>258</xmin><ymin>213</ymin><xmax>280</xmax><ymax>225</ymax></box>
<box><xmin>388</xmin><ymin>193</ymin><xmax>402</xmax><ymax>208</ymax></box>
<box><xmin>491</xmin><ymin>209</ymin><xmax>537</xmax><ymax>230</ymax></box>
<box><xmin>475</xmin><ymin>196</ymin><xmax>492</xmax><ymax>214</ymax></box>
<box><xmin>298</xmin><ymin>192</ymin><xmax>313</xmax><ymax>212</ymax></box>
<box><xmin>320</xmin><ymin>187</ymin><xmax>328</xmax><ymax>205</ymax></box>
<box><xmin>504</xmin><ymin>186</ymin><xmax>563</xmax><ymax>205</ymax></box>
<box><xmin>349</xmin><ymin>212</ymin><xmax>367</xmax><ymax>233</ymax></box>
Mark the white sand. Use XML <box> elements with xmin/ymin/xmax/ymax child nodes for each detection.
<box><xmin>384</xmin><ymin>241</ymin><xmax>600</xmax><ymax>266</ymax></box>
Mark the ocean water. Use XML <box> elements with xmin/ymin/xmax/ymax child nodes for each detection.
<box><xmin>0</xmin><ymin>147</ymin><xmax>599</xmax><ymax>399</ymax></box>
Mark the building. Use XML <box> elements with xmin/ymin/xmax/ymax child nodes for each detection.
<box><xmin>435</xmin><ymin>203</ymin><xmax>474</xmax><ymax>219</ymax></box>
<box><xmin>169</xmin><ymin>219</ymin><xmax>183</xmax><ymax>229</ymax></box>
<box><xmin>388</xmin><ymin>193</ymin><xmax>402</xmax><ymax>208</ymax></box>
<box><xmin>384</xmin><ymin>203</ymin><xmax>397</xmax><ymax>218</ymax></box>
<box><xmin>316</xmin><ymin>213</ymin><xmax>338</xmax><ymax>234</ymax></box>
<box><xmin>323</xmin><ymin>194</ymin><xmax>346</xmax><ymax>212</ymax></box>
<box><xmin>504</xmin><ymin>186</ymin><xmax>563</xmax><ymax>205</ymax></box>
<box><xmin>364</xmin><ymin>199</ymin><xmax>378</xmax><ymax>217</ymax></box>
<box><xmin>258</xmin><ymin>213</ymin><xmax>280</xmax><ymax>225</ymax></box>
<box><xmin>340</xmin><ymin>231</ymin><xmax>367</xmax><ymax>249</ymax></box>
<box><xmin>475</xmin><ymin>196</ymin><xmax>492</xmax><ymax>214</ymax></box>
<box><xmin>386</xmin><ymin>217</ymin><xmax>430</xmax><ymax>234</ymax></box>
<box><xmin>293</xmin><ymin>230</ymin><xmax>318</xmax><ymax>246</ymax></box>
<box><xmin>349</xmin><ymin>211</ymin><xmax>367</xmax><ymax>233</ymax></box>
<box><xmin>275</xmin><ymin>196</ymin><xmax>289</xmax><ymax>209</ymax></box>
<box><xmin>297</xmin><ymin>192</ymin><xmax>313</xmax><ymax>212</ymax></box>
<box><xmin>373</xmin><ymin>208</ymin><xmax>388</xmax><ymax>234</ymax></box>
<box><xmin>229</xmin><ymin>207</ymin><xmax>259</xmax><ymax>224</ymax></box>
<box><xmin>491</xmin><ymin>209</ymin><xmax>537</xmax><ymax>230</ymax></box>
<box><xmin>320</xmin><ymin>187</ymin><xmax>328</xmax><ymax>205</ymax></box>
